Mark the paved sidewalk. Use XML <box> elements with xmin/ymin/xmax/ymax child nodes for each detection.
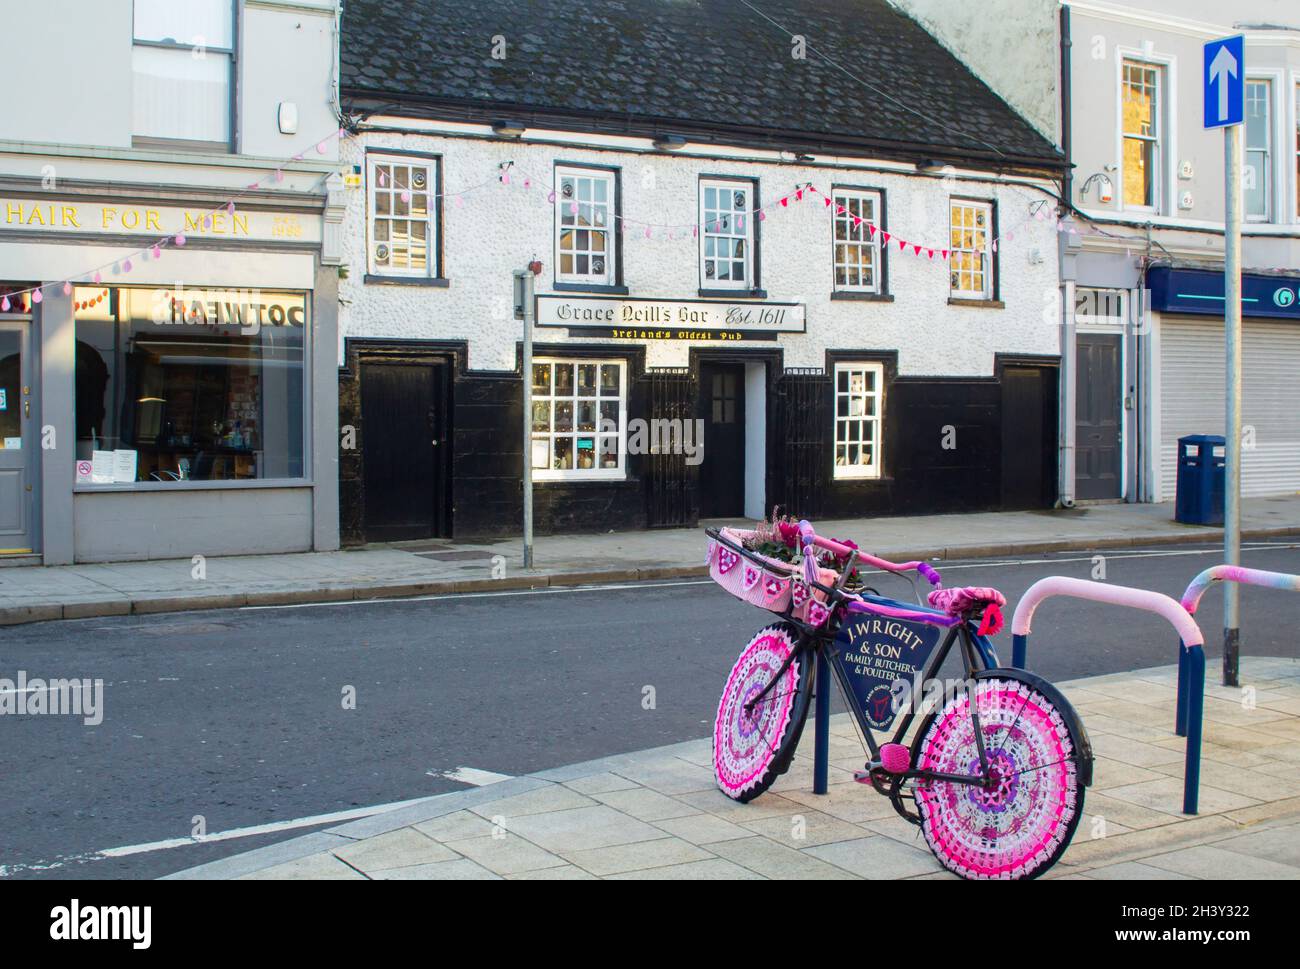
<box><xmin>2</xmin><ymin>495</ymin><xmax>1297</xmax><ymax>625</ymax></box>
<box><xmin>169</xmin><ymin>657</ymin><xmax>1300</xmax><ymax>880</ymax></box>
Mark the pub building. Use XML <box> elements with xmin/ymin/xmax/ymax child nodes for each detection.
<box><xmin>336</xmin><ymin>0</ymin><xmax>1067</xmax><ymax>542</ymax></box>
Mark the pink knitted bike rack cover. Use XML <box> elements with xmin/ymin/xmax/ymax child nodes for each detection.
<box><xmin>1181</xmin><ymin>565</ymin><xmax>1300</xmax><ymax>614</ymax></box>
<box><xmin>1011</xmin><ymin>576</ymin><xmax>1204</xmax><ymax>647</ymax></box>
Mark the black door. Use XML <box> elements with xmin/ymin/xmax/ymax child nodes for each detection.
<box><xmin>1076</xmin><ymin>334</ymin><xmax>1122</xmax><ymax>500</ymax></box>
<box><xmin>1000</xmin><ymin>365</ymin><xmax>1055</xmax><ymax>510</ymax></box>
<box><xmin>360</xmin><ymin>361</ymin><xmax>450</xmax><ymax>540</ymax></box>
<box><xmin>699</xmin><ymin>362</ymin><xmax>745</xmax><ymax>518</ymax></box>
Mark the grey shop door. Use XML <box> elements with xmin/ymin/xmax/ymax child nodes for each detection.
<box><xmin>1076</xmin><ymin>333</ymin><xmax>1123</xmax><ymax>500</ymax></box>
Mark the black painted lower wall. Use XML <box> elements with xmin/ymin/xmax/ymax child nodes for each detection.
<box><xmin>340</xmin><ymin>340</ymin><xmax>1058</xmax><ymax>544</ymax></box>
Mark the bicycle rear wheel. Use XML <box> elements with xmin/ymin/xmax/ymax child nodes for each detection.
<box><xmin>714</xmin><ymin>623</ymin><xmax>813</xmax><ymax>802</ymax></box>
<box><xmin>913</xmin><ymin>673</ymin><xmax>1085</xmax><ymax>879</ymax></box>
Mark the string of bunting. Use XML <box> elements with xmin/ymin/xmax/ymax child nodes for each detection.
<box><xmin>2</xmin><ymin>130</ymin><xmax>1094</xmax><ymax>313</ymax></box>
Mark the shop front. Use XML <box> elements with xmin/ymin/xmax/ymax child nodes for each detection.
<box><xmin>1147</xmin><ymin>266</ymin><xmax>1300</xmax><ymax>501</ymax></box>
<box><xmin>0</xmin><ymin>186</ymin><xmax>339</xmax><ymax>563</ymax></box>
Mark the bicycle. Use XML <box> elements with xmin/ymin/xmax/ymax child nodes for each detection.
<box><xmin>706</xmin><ymin>519</ymin><xmax>1093</xmax><ymax>880</ymax></box>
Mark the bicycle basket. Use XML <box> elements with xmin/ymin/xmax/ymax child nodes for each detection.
<box><xmin>706</xmin><ymin>527</ymin><xmax>835</xmax><ymax>621</ymax></box>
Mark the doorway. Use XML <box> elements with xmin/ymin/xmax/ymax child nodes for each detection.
<box><xmin>1076</xmin><ymin>333</ymin><xmax>1123</xmax><ymax>500</ymax></box>
<box><xmin>699</xmin><ymin>361</ymin><xmax>745</xmax><ymax>518</ymax></box>
<box><xmin>0</xmin><ymin>321</ymin><xmax>34</xmax><ymax>555</ymax></box>
<box><xmin>360</xmin><ymin>359</ymin><xmax>451</xmax><ymax>540</ymax></box>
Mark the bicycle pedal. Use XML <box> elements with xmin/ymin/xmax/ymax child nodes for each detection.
<box><xmin>879</xmin><ymin>743</ymin><xmax>911</xmax><ymax>774</ymax></box>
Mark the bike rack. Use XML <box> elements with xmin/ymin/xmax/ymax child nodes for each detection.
<box><xmin>1178</xmin><ymin>565</ymin><xmax>1300</xmax><ymax>735</ymax></box>
<box><xmin>1009</xmin><ymin>576</ymin><xmax>1207</xmax><ymax>814</ymax></box>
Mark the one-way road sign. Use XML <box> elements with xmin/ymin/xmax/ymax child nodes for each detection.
<box><xmin>1204</xmin><ymin>35</ymin><xmax>1244</xmax><ymax>128</ymax></box>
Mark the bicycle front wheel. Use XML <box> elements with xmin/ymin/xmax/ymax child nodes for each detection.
<box><xmin>913</xmin><ymin>673</ymin><xmax>1085</xmax><ymax>879</ymax></box>
<box><xmin>714</xmin><ymin>623</ymin><xmax>813</xmax><ymax>803</ymax></box>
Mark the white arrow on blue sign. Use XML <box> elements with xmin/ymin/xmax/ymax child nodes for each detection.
<box><xmin>1203</xmin><ymin>35</ymin><xmax>1244</xmax><ymax>128</ymax></box>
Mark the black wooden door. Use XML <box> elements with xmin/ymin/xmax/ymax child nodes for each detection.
<box><xmin>360</xmin><ymin>361</ymin><xmax>450</xmax><ymax>540</ymax></box>
<box><xmin>1000</xmin><ymin>365</ymin><xmax>1052</xmax><ymax>509</ymax></box>
<box><xmin>1076</xmin><ymin>334</ymin><xmax>1122</xmax><ymax>500</ymax></box>
<box><xmin>699</xmin><ymin>362</ymin><xmax>745</xmax><ymax>518</ymax></box>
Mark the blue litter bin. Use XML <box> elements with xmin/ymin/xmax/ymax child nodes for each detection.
<box><xmin>1175</xmin><ymin>435</ymin><xmax>1225</xmax><ymax>526</ymax></box>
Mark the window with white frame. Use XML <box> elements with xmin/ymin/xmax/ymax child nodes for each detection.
<box><xmin>832</xmin><ymin>189</ymin><xmax>883</xmax><ymax>293</ymax></box>
<box><xmin>132</xmin><ymin>0</ymin><xmax>234</xmax><ymax>146</ymax></box>
<box><xmin>531</xmin><ymin>359</ymin><xmax>625</xmax><ymax>480</ymax></box>
<box><xmin>1121</xmin><ymin>60</ymin><xmax>1163</xmax><ymax>210</ymax></box>
<box><xmin>833</xmin><ymin>363</ymin><xmax>883</xmax><ymax>479</ymax></box>
<box><xmin>1295</xmin><ymin>82</ymin><xmax>1300</xmax><ymax>220</ymax></box>
<box><xmin>555</xmin><ymin>167</ymin><xmax>616</xmax><ymax>285</ymax></box>
<box><xmin>367</xmin><ymin>155</ymin><xmax>437</xmax><ymax>277</ymax></box>
<box><xmin>700</xmin><ymin>180</ymin><xmax>753</xmax><ymax>289</ymax></box>
<box><xmin>1245</xmin><ymin>79</ymin><xmax>1272</xmax><ymax>221</ymax></box>
<box><xmin>949</xmin><ymin>199</ymin><xmax>994</xmax><ymax>299</ymax></box>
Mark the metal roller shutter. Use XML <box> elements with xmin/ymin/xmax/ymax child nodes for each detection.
<box><xmin>1160</xmin><ymin>315</ymin><xmax>1300</xmax><ymax>498</ymax></box>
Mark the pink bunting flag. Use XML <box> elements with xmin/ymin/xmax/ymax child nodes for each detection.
<box><xmin>897</xmin><ymin>238</ymin><xmax>906</xmax><ymax>252</ymax></box>
<box><xmin>880</xmin><ymin>231</ymin><xmax>890</xmax><ymax>244</ymax></box>
<box><xmin>152</xmin><ymin>244</ymin><xmax>162</xmax><ymax>259</ymax></box>
<box><xmin>912</xmin><ymin>244</ymin><xmax>922</xmax><ymax>256</ymax></box>
<box><xmin>175</xmin><ymin>234</ymin><xmax>187</xmax><ymax>247</ymax></box>
<box><xmin>0</xmin><ymin>297</ymin><xmax>8</xmax><ymax>312</ymax></box>
<box><xmin>758</xmin><ymin>210</ymin><xmax>767</xmax><ymax>221</ymax></box>
<box><xmin>94</xmin><ymin>271</ymin><xmax>102</xmax><ymax>283</ymax></box>
<box><xmin>63</xmin><ymin>281</ymin><xmax>72</xmax><ymax>295</ymax></box>
<box><xmin>547</xmin><ymin>190</ymin><xmax>556</xmax><ymax>203</ymax></box>
<box><xmin>32</xmin><ymin>288</ymin><xmax>43</xmax><ymax>304</ymax></box>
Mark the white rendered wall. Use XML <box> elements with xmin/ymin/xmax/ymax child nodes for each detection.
<box><xmin>339</xmin><ymin>131</ymin><xmax>1063</xmax><ymax>375</ymax></box>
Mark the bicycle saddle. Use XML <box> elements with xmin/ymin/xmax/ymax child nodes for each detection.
<box><xmin>927</xmin><ymin>586</ymin><xmax>1006</xmax><ymax>636</ymax></box>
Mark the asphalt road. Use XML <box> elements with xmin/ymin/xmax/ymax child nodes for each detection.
<box><xmin>2</xmin><ymin>539</ymin><xmax>1297</xmax><ymax>880</ymax></box>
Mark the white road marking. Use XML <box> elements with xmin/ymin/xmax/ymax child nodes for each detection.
<box><xmin>426</xmin><ymin>766</ymin><xmax>512</xmax><ymax>786</ymax></box>
<box><xmin>235</xmin><ymin>543</ymin><xmax>1299</xmax><ymax>614</ymax></box>
<box><xmin>98</xmin><ymin>794</ymin><xmax>447</xmax><ymax>858</ymax></box>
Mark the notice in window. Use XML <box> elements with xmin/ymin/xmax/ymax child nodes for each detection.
<box><xmin>91</xmin><ymin>451</ymin><xmax>115</xmax><ymax>484</ymax></box>
<box><xmin>113</xmin><ymin>449</ymin><xmax>138</xmax><ymax>484</ymax></box>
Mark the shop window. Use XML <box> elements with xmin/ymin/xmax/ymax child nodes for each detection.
<box><xmin>832</xmin><ymin>189</ymin><xmax>883</xmax><ymax>293</ymax></box>
<box><xmin>132</xmin><ymin>0</ymin><xmax>234</xmax><ymax>148</ymax></box>
<box><xmin>949</xmin><ymin>199</ymin><xmax>994</xmax><ymax>300</ymax></box>
<box><xmin>833</xmin><ymin>363</ymin><xmax>883</xmax><ymax>479</ymax></box>
<box><xmin>367</xmin><ymin>154</ymin><xmax>439</xmax><ymax>277</ymax></box>
<box><xmin>555</xmin><ymin>166</ymin><xmax>616</xmax><ymax>286</ymax></box>
<box><xmin>530</xmin><ymin>359</ymin><xmax>625</xmax><ymax>480</ymax></box>
<box><xmin>699</xmin><ymin>179</ymin><xmax>754</xmax><ymax>290</ymax></box>
<box><xmin>73</xmin><ymin>287</ymin><xmax>306</xmax><ymax>485</ymax></box>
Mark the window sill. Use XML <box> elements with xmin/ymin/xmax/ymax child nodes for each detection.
<box><xmin>948</xmin><ymin>297</ymin><xmax>1005</xmax><ymax>309</ymax></box>
<box><xmin>698</xmin><ymin>288</ymin><xmax>767</xmax><ymax>300</ymax></box>
<box><xmin>75</xmin><ymin>478</ymin><xmax>313</xmax><ymax>494</ymax></box>
<box><xmin>831</xmin><ymin>292</ymin><xmax>894</xmax><ymax>302</ymax></box>
<box><xmin>364</xmin><ymin>274</ymin><xmax>450</xmax><ymax>288</ymax></box>
<box><xmin>552</xmin><ymin>283</ymin><xmax>629</xmax><ymax>295</ymax></box>
<box><xmin>532</xmin><ymin>474</ymin><xmax>636</xmax><ymax>486</ymax></box>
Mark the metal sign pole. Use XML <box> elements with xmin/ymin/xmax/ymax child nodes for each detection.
<box><xmin>1223</xmin><ymin>123</ymin><xmax>1242</xmax><ymax>687</ymax></box>
<box><xmin>515</xmin><ymin>269</ymin><xmax>536</xmax><ymax>570</ymax></box>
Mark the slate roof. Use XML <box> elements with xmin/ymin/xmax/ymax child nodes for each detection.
<box><xmin>340</xmin><ymin>0</ymin><xmax>1062</xmax><ymax>170</ymax></box>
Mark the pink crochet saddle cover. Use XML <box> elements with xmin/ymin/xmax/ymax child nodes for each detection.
<box><xmin>926</xmin><ymin>586</ymin><xmax>1007</xmax><ymax>636</ymax></box>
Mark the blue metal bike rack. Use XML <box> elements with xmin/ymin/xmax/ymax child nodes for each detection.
<box><xmin>1010</xmin><ymin>576</ymin><xmax>1207</xmax><ymax>815</ymax></box>
<box><xmin>813</xmin><ymin>650</ymin><xmax>830</xmax><ymax>795</ymax></box>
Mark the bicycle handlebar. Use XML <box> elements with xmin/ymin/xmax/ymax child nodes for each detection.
<box><xmin>797</xmin><ymin>519</ymin><xmax>942</xmax><ymax>588</ymax></box>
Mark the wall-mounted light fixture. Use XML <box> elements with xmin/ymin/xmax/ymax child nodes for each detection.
<box><xmin>492</xmin><ymin>119</ymin><xmax>526</xmax><ymax>138</ymax></box>
<box><xmin>652</xmin><ymin>134</ymin><xmax>687</xmax><ymax>151</ymax></box>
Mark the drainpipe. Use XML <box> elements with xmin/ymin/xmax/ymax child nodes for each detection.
<box><xmin>1060</xmin><ymin>280</ymin><xmax>1077</xmax><ymax>508</ymax></box>
<box><xmin>1057</xmin><ymin>7</ymin><xmax>1076</xmax><ymax>508</ymax></box>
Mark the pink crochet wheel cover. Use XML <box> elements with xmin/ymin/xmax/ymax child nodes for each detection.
<box><xmin>916</xmin><ymin>680</ymin><xmax>1079</xmax><ymax>879</ymax></box>
<box><xmin>714</xmin><ymin>627</ymin><xmax>801</xmax><ymax>798</ymax></box>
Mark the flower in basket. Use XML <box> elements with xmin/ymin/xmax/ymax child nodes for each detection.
<box><xmin>775</xmin><ymin>520</ymin><xmax>801</xmax><ymax>549</ymax></box>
